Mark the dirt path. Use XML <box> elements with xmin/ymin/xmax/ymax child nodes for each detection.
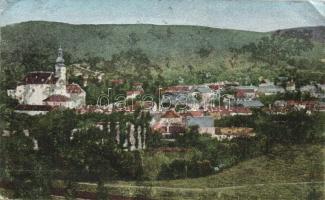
<box><xmin>77</xmin><ymin>180</ymin><xmax>324</xmax><ymax>192</ymax></box>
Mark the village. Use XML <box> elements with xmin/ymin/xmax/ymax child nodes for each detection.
<box><xmin>6</xmin><ymin>48</ymin><xmax>325</xmax><ymax>145</ymax></box>
<box><xmin>1</xmin><ymin>0</ymin><xmax>324</xmax><ymax>198</ymax></box>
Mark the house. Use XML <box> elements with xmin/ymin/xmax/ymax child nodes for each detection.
<box><xmin>235</xmin><ymin>89</ymin><xmax>253</xmax><ymax>99</ymax></box>
<box><xmin>300</xmin><ymin>84</ymin><xmax>317</xmax><ymax>94</ymax></box>
<box><xmin>151</xmin><ymin>123</ymin><xmax>185</xmax><ymax>136</ymax></box>
<box><xmin>224</xmin><ymin>81</ymin><xmax>240</xmax><ymax>87</ymax></box>
<box><xmin>286</xmin><ymin>100</ymin><xmax>319</xmax><ymax>111</ymax></box>
<box><xmin>43</xmin><ymin>94</ymin><xmax>71</xmax><ymax>107</ymax></box>
<box><xmin>135</xmin><ymin>101</ymin><xmax>158</xmax><ymax>111</ymax></box>
<box><xmin>214</xmin><ymin>127</ymin><xmax>255</xmax><ymax>140</ymax></box>
<box><xmin>273</xmin><ymin>100</ymin><xmax>287</xmax><ymax>107</ymax></box>
<box><xmin>66</xmin><ymin>83</ymin><xmax>86</xmax><ymax>106</ymax></box>
<box><xmin>186</xmin><ymin>116</ymin><xmax>215</xmax><ymax>136</ymax></box>
<box><xmin>207</xmin><ymin>82</ymin><xmax>225</xmax><ymax>91</ymax></box>
<box><xmin>180</xmin><ymin>111</ymin><xmax>205</xmax><ymax>118</ymax></box>
<box><xmin>235</xmin><ymin>87</ymin><xmax>256</xmax><ymax>100</ymax></box>
<box><xmin>317</xmin><ymin>84</ymin><xmax>325</xmax><ymax>92</ymax></box>
<box><xmin>126</xmin><ymin>90</ymin><xmax>144</xmax><ymax>99</ymax></box>
<box><xmin>300</xmin><ymin>84</ymin><xmax>325</xmax><ymax>99</ymax></box>
<box><xmin>285</xmin><ymin>80</ymin><xmax>296</xmax><ymax>91</ymax></box>
<box><xmin>193</xmin><ymin>85</ymin><xmax>213</xmax><ymax>94</ymax></box>
<box><xmin>230</xmin><ymin>107</ymin><xmax>253</xmax><ymax>116</ymax></box>
<box><xmin>257</xmin><ymin>83</ymin><xmax>285</xmax><ymax>96</ymax></box>
<box><xmin>208</xmin><ymin>106</ymin><xmax>252</xmax><ymax>119</ymax></box>
<box><xmin>236</xmin><ymin>100</ymin><xmax>264</xmax><ymax>108</ymax></box>
<box><xmin>151</xmin><ymin>110</ymin><xmax>185</xmax><ymax>136</ymax></box>
<box><xmin>163</xmin><ymin>85</ymin><xmax>192</xmax><ymax>94</ymax></box>
<box><xmin>7</xmin><ymin>47</ymin><xmax>86</xmax><ymax>115</ymax></box>
<box><xmin>111</xmin><ymin>79</ymin><xmax>124</xmax><ymax>85</ymax></box>
<box><xmin>132</xmin><ymin>82</ymin><xmax>144</xmax><ymax>90</ymax></box>
<box><xmin>161</xmin><ymin>93</ymin><xmax>200</xmax><ymax>111</ymax></box>
<box><xmin>191</xmin><ymin>85</ymin><xmax>216</xmax><ymax>110</ymax></box>
<box><xmin>160</xmin><ymin>110</ymin><xmax>183</xmax><ymax>124</ymax></box>
<box><xmin>318</xmin><ymin>101</ymin><xmax>325</xmax><ymax>112</ymax></box>
<box><xmin>267</xmin><ymin>100</ymin><xmax>320</xmax><ymax>114</ymax></box>
<box><xmin>69</xmin><ymin>63</ymin><xmax>105</xmax><ymax>86</ymax></box>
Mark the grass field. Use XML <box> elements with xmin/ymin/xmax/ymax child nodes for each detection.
<box><xmin>48</xmin><ymin>144</ymin><xmax>325</xmax><ymax>199</ymax></box>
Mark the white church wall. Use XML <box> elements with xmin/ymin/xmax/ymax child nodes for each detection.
<box><xmin>21</xmin><ymin>84</ymin><xmax>53</xmax><ymax>105</ymax></box>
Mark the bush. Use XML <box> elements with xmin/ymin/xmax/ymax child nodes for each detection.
<box><xmin>158</xmin><ymin>158</ymin><xmax>214</xmax><ymax>180</ymax></box>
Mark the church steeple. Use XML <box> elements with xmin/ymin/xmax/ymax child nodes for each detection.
<box><xmin>55</xmin><ymin>46</ymin><xmax>66</xmax><ymax>85</ymax></box>
<box><xmin>56</xmin><ymin>46</ymin><xmax>65</xmax><ymax>64</ymax></box>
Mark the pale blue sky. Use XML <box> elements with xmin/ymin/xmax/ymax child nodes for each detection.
<box><xmin>0</xmin><ymin>0</ymin><xmax>324</xmax><ymax>31</ymax></box>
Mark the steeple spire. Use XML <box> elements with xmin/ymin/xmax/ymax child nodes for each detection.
<box><xmin>56</xmin><ymin>46</ymin><xmax>65</xmax><ymax>64</ymax></box>
<box><xmin>54</xmin><ymin>46</ymin><xmax>67</xmax><ymax>83</ymax></box>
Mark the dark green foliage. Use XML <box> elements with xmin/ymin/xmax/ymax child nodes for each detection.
<box><xmin>96</xmin><ymin>180</ymin><xmax>109</xmax><ymax>200</ymax></box>
<box><xmin>215</xmin><ymin>115</ymin><xmax>256</xmax><ymax>128</ymax></box>
<box><xmin>255</xmin><ymin>111</ymin><xmax>324</xmax><ymax>154</ymax></box>
<box><xmin>1</xmin><ymin>21</ymin><xmax>324</xmax><ymax>93</ymax></box>
<box><xmin>241</xmin><ymin>34</ymin><xmax>313</xmax><ymax>65</ymax></box>
<box><xmin>159</xmin><ymin>158</ymin><xmax>214</xmax><ymax>179</ymax></box>
<box><xmin>0</xmin><ymin>21</ymin><xmax>269</xmax><ymax>87</ymax></box>
<box><xmin>307</xmin><ymin>186</ymin><xmax>323</xmax><ymax>200</ymax></box>
<box><xmin>0</xmin><ymin>109</ymin><xmax>152</xmax><ymax>198</ymax></box>
<box><xmin>1</xmin><ymin>129</ymin><xmax>53</xmax><ymax>199</ymax></box>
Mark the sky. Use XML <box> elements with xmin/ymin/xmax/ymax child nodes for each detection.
<box><xmin>0</xmin><ymin>0</ymin><xmax>324</xmax><ymax>32</ymax></box>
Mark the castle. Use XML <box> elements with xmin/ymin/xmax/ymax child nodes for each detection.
<box><xmin>7</xmin><ymin>47</ymin><xmax>86</xmax><ymax>115</ymax></box>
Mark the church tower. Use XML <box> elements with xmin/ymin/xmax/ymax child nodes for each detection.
<box><xmin>55</xmin><ymin>46</ymin><xmax>66</xmax><ymax>85</ymax></box>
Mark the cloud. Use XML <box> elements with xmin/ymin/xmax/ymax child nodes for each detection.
<box><xmin>0</xmin><ymin>0</ymin><xmax>21</xmax><ymax>15</ymax></box>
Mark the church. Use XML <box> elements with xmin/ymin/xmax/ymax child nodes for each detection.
<box><xmin>7</xmin><ymin>47</ymin><xmax>86</xmax><ymax>115</ymax></box>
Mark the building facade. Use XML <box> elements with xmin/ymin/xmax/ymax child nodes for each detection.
<box><xmin>7</xmin><ymin>47</ymin><xmax>86</xmax><ymax>113</ymax></box>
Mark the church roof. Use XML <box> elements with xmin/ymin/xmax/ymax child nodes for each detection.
<box><xmin>20</xmin><ymin>72</ymin><xmax>58</xmax><ymax>85</ymax></box>
<box><xmin>66</xmin><ymin>83</ymin><xmax>83</xmax><ymax>94</ymax></box>
<box><xmin>43</xmin><ymin>95</ymin><xmax>70</xmax><ymax>102</ymax></box>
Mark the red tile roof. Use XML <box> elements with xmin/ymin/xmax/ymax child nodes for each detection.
<box><xmin>161</xmin><ymin>110</ymin><xmax>180</xmax><ymax>118</ymax></box>
<box><xmin>67</xmin><ymin>83</ymin><xmax>83</xmax><ymax>94</ymax></box>
<box><xmin>20</xmin><ymin>72</ymin><xmax>58</xmax><ymax>85</ymax></box>
<box><xmin>111</xmin><ymin>79</ymin><xmax>124</xmax><ymax>84</ymax></box>
<box><xmin>152</xmin><ymin>123</ymin><xmax>185</xmax><ymax>134</ymax></box>
<box><xmin>43</xmin><ymin>95</ymin><xmax>70</xmax><ymax>102</ymax></box>
<box><xmin>163</xmin><ymin>85</ymin><xmax>191</xmax><ymax>93</ymax></box>
<box><xmin>181</xmin><ymin>111</ymin><xmax>205</xmax><ymax>117</ymax></box>
<box><xmin>126</xmin><ymin>90</ymin><xmax>144</xmax><ymax>96</ymax></box>
<box><xmin>132</xmin><ymin>82</ymin><xmax>143</xmax><ymax>86</ymax></box>
<box><xmin>286</xmin><ymin>100</ymin><xmax>318</xmax><ymax>106</ymax></box>
<box><xmin>209</xmin><ymin>106</ymin><xmax>252</xmax><ymax>116</ymax></box>
<box><xmin>208</xmin><ymin>84</ymin><xmax>223</xmax><ymax>91</ymax></box>
<box><xmin>235</xmin><ymin>89</ymin><xmax>255</xmax><ymax>98</ymax></box>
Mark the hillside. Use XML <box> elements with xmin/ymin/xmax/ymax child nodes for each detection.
<box><xmin>0</xmin><ymin>21</ymin><xmax>324</xmax><ymax>86</ymax></box>
<box><xmin>273</xmin><ymin>26</ymin><xmax>325</xmax><ymax>43</ymax></box>
<box><xmin>0</xmin><ymin>21</ymin><xmax>266</xmax><ymax>62</ymax></box>
<box><xmin>46</xmin><ymin>145</ymin><xmax>323</xmax><ymax>200</ymax></box>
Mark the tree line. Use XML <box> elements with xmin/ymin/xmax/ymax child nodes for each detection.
<box><xmin>0</xmin><ymin>109</ymin><xmax>152</xmax><ymax>199</ymax></box>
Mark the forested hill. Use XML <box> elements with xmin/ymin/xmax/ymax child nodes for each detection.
<box><xmin>0</xmin><ymin>21</ymin><xmax>267</xmax><ymax>64</ymax></box>
<box><xmin>273</xmin><ymin>26</ymin><xmax>325</xmax><ymax>43</ymax></box>
<box><xmin>0</xmin><ymin>21</ymin><xmax>324</xmax><ymax>86</ymax></box>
